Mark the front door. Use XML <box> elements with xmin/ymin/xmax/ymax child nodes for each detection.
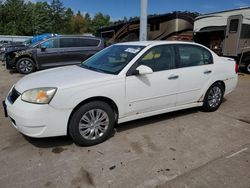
<box><xmin>125</xmin><ymin>45</ymin><xmax>179</xmax><ymax>116</ymax></box>
<box><xmin>223</xmin><ymin>15</ymin><xmax>243</xmax><ymax>56</ymax></box>
<box><xmin>36</xmin><ymin>38</ymin><xmax>65</xmax><ymax>68</ymax></box>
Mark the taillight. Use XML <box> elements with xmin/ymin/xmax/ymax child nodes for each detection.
<box><xmin>235</xmin><ymin>61</ymin><xmax>239</xmax><ymax>73</ymax></box>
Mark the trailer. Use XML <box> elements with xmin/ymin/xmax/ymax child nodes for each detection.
<box><xmin>99</xmin><ymin>12</ymin><xmax>195</xmax><ymax>45</ymax></box>
<box><xmin>194</xmin><ymin>7</ymin><xmax>250</xmax><ymax>73</ymax></box>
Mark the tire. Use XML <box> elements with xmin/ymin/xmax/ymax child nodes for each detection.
<box><xmin>69</xmin><ymin>101</ymin><xmax>115</xmax><ymax>146</ymax></box>
<box><xmin>202</xmin><ymin>83</ymin><xmax>224</xmax><ymax>112</ymax></box>
<box><xmin>245</xmin><ymin>63</ymin><xmax>250</xmax><ymax>74</ymax></box>
<box><xmin>16</xmin><ymin>58</ymin><xmax>35</xmax><ymax>74</ymax></box>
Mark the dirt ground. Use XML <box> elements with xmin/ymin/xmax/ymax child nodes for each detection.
<box><xmin>0</xmin><ymin>64</ymin><xmax>250</xmax><ymax>188</ymax></box>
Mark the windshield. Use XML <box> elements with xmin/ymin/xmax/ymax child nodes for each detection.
<box><xmin>80</xmin><ymin>45</ymin><xmax>145</xmax><ymax>74</ymax></box>
<box><xmin>22</xmin><ymin>39</ymin><xmax>32</xmax><ymax>46</ymax></box>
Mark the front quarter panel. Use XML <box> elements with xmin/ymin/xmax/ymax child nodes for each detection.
<box><xmin>49</xmin><ymin>77</ymin><xmax>126</xmax><ymax>118</ymax></box>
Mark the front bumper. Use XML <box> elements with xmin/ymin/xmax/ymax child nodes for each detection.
<box><xmin>4</xmin><ymin>96</ymin><xmax>72</xmax><ymax>138</ymax></box>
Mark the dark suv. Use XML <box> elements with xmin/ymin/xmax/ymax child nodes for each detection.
<box><xmin>5</xmin><ymin>36</ymin><xmax>104</xmax><ymax>74</ymax></box>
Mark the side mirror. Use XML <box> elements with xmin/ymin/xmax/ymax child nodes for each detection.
<box><xmin>40</xmin><ymin>45</ymin><xmax>47</xmax><ymax>52</ymax></box>
<box><xmin>135</xmin><ymin>65</ymin><xmax>153</xmax><ymax>75</ymax></box>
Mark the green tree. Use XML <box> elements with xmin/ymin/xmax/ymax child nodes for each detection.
<box><xmin>84</xmin><ymin>13</ymin><xmax>92</xmax><ymax>33</ymax></box>
<box><xmin>2</xmin><ymin>0</ymin><xmax>27</xmax><ymax>35</ymax></box>
<box><xmin>62</xmin><ymin>8</ymin><xmax>74</xmax><ymax>34</ymax></box>
<box><xmin>32</xmin><ymin>2</ymin><xmax>53</xmax><ymax>35</ymax></box>
<box><xmin>50</xmin><ymin>0</ymin><xmax>65</xmax><ymax>33</ymax></box>
<box><xmin>92</xmin><ymin>12</ymin><xmax>111</xmax><ymax>36</ymax></box>
<box><xmin>71</xmin><ymin>11</ymin><xmax>86</xmax><ymax>34</ymax></box>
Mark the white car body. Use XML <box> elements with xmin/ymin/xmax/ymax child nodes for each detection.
<box><xmin>5</xmin><ymin>41</ymin><xmax>238</xmax><ymax>138</ymax></box>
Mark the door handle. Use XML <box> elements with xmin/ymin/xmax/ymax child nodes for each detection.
<box><xmin>204</xmin><ymin>70</ymin><xmax>212</xmax><ymax>74</ymax></box>
<box><xmin>168</xmin><ymin>75</ymin><xmax>179</xmax><ymax>80</ymax></box>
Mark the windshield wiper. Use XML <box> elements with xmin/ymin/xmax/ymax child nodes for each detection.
<box><xmin>80</xmin><ymin>64</ymin><xmax>107</xmax><ymax>74</ymax></box>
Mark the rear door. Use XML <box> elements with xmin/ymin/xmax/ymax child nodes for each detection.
<box><xmin>223</xmin><ymin>15</ymin><xmax>243</xmax><ymax>56</ymax></box>
<box><xmin>175</xmin><ymin>44</ymin><xmax>214</xmax><ymax>106</ymax></box>
<box><xmin>59</xmin><ymin>37</ymin><xmax>101</xmax><ymax>65</ymax></box>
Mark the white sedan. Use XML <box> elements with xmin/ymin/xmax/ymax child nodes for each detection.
<box><xmin>3</xmin><ymin>41</ymin><xmax>238</xmax><ymax>146</ymax></box>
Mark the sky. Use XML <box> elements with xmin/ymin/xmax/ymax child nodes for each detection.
<box><xmin>41</xmin><ymin>0</ymin><xmax>250</xmax><ymax>20</ymax></box>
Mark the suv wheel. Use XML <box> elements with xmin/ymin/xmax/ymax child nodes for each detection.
<box><xmin>202</xmin><ymin>83</ymin><xmax>224</xmax><ymax>112</ymax></box>
<box><xmin>69</xmin><ymin>101</ymin><xmax>115</xmax><ymax>146</ymax></box>
<box><xmin>16</xmin><ymin>58</ymin><xmax>35</xmax><ymax>74</ymax></box>
<box><xmin>245</xmin><ymin>63</ymin><xmax>250</xmax><ymax>74</ymax></box>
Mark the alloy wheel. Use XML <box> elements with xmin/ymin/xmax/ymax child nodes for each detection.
<box><xmin>78</xmin><ymin>109</ymin><xmax>109</xmax><ymax>140</ymax></box>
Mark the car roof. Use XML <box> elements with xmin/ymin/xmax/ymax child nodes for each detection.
<box><xmin>115</xmin><ymin>40</ymin><xmax>197</xmax><ymax>47</ymax></box>
<box><xmin>52</xmin><ymin>35</ymin><xmax>103</xmax><ymax>40</ymax></box>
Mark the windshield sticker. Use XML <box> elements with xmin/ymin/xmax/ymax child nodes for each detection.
<box><xmin>125</xmin><ymin>48</ymin><xmax>141</xmax><ymax>54</ymax></box>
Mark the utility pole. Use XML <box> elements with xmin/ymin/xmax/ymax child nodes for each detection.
<box><xmin>139</xmin><ymin>0</ymin><xmax>148</xmax><ymax>41</ymax></box>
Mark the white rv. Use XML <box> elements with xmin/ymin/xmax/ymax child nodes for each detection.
<box><xmin>194</xmin><ymin>7</ymin><xmax>250</xmax><ymax>73</ymax></box>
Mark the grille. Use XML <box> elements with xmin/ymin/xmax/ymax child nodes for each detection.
<box><xmin>8</xmin><ymin>88</ymin><xmax>20</xmax><ymax>104</ymax></box>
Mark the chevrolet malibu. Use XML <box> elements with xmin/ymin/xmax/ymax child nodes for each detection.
<box><xmin>3</xmin><ymin>41</ymin><xmax>238</xmax><ymax>146</ymax></box>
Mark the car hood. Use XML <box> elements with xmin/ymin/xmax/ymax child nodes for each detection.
<box><xmin>3</xmin><ymin>43</ymin><xmax>25</xmax><ymax>48</ymax></box>
<box><xmin>14</xmin><ymin>65</ymin><xmax>116</xmax><ymax>93</ymax></box>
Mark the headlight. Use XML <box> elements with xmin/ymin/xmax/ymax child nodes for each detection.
<box><xmin>0</xmin><ymin>47</ymin><xmax>5</xmax><ymax>51</ymax></box>
<box><xmin>21</xmin><ymin>87</ymin><xmax>57</xmax><ymax>104</ymax></box>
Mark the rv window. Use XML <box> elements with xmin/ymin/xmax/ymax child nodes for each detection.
<box><xmin>229</xmin><ymin>19</ymin><xmax>239</xmax><ymax>33</ymax></box>
<box><xmin>150</xmin><ymin>23</ymin><xmax>160</xmax><ymax>31</ymax></box>
<box><xmin>241</xmin><ymin>24</ymin><xmax>250</xmax><ymax>39</ymax></box>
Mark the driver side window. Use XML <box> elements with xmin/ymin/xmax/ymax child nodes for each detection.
<box><xmin>137</xmin><ymin>45</ymin><xmax>175</xmax><ymax>72</ymax></box>
<box><xmin>41</xmin><ymin>38</ymin><xmax>59</xmax><ymax>49</ymax></box>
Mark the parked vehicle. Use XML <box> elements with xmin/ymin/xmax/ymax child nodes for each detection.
<box><xmin>99</xmin><ymin>12</ymin><xmax>195</xmax><ymax>44</ymax></box>
<box><xmin>0</xmin><ymin>34</ymin><xmax>56</xmax><ymax>62</ymax></box>
<box><xmin>194</xmin><ymin>7</ymin><xmax>250</xmax><ymax>73</ymax></box>
<box><xmin>0</xmin><ymin>40</ymin><xmax>13</xmax><ymax>47</ymax></box>
<box><xmin>4</xmin><ymin>35</ymin><xmax>104</xmax><ymax>74</ymax></box>
<box><xmin>3</xmin><ymin>41</ymin><xmax>238</xmax><ymax>146</ymax></box>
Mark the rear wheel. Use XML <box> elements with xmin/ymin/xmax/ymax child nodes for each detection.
<box><xmin>16</xmin><ymin>58</ymin><xmax>35</xmax><ymax>74</ymax></box>
<box><xmin>202</xmin><ymin>83</ymin><xmax>224</xmax><ymax>112</ymax></box>
<box><xmin>69</xmin><ymin>101</ymin><xmax>115</xmax><ymax>146</ymax></box>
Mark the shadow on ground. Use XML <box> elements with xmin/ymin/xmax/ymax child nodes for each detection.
<box><xmin>24</xmin><ymin>135</ymin><xmax>73</xmax><ymax>148</ymax></box>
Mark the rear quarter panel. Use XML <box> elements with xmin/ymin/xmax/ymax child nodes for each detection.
<box><xmin>212</xmin><ymin>56</ymin><xmax>238</xmax><ymax>95</ymax></box>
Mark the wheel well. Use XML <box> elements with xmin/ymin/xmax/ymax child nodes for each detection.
<box><xmin>200</xmin><ymin>81</ymin><xmax>226</xmax><ymax>102</ymax></box>
<box><xmin>16</xmin><ymin>56</ymin><xmax>36</xmax><ymax>67</ymax></box>
<box><xmin>67</xmin><ymin>97</ymin><xmax>119</xmax><ymax>135</ymax></box>
<box><xmin>215</xmin><ymin>81</ymin><xmax>225</xmax><ymax>92</ymax></box>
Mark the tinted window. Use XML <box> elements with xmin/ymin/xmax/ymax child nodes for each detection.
<box><xmin>241</xmin><ymin>24</ymin><xmax>250</xmax><ymax>39</ymax></box>
<box><xmin>150</xmin><ymin>22</ymin><xmax>160</xmax><ymax>31</ymax></box>
<box><xmin>59</xmin><ymin>38</ymin><xmax>100</xmax><ymax>48</ymax></box>
<box><xmin>137</xmin><ymin>45</ymin><xmax>175</xmax><ymax>72</ymax></box>
<box><xmin>229</xmin><ymin>19</ymin><xmax>239</xmax><ymax>33</ymax></box>
<box><xmin>60</xmin><ymin>38</ymin><xmax>77</xmax><ymax>48</ymax></box>
<box><xmin>81</xmin><ymin>39</ymin><xmax>100</xmax><ymax>47</ymax></box>
<box><xmin>41</xmin><ymin>38</ymin><xmax>59</xmax><ymax>48</ymax></box>
<box><xmin>177</xmin><ymin>45</ymin><xmax>213</xmax><ymax>68</ymax></box>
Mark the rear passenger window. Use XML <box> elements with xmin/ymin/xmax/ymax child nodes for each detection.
<box><xmin>137</xmin><ymin>45</ymin><xmax>175</xmax><ymax>72</ymax></box>
<box><xmin>60</xmin><ymin>38</ymin><xmax>100</xmax><ymax>48</ymax></box>
<box><xmin>60</xmin><ymin>38</ymin><xmax>76</xmax><ymax>48</ymax></box>
<box><xmin>177</xmin><ymin>45</ymin><xmax>213</xmax><ymax>68</ymax></box>
<box><xmin>75</xmin><ymin>39</ymin><xmax>100</xmax><ymax>47</ymax></box>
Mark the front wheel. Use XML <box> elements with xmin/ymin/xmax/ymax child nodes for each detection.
<box><xmin>16</xmin><ymin>58</ymin><xmax>35</xmax><ymax>74</ymax></box>
<box><xmin>245</xmin><ymin>63</ymin><xmax>250</xmax><ymax>74</ymax></box>
<box><xmin>202</xmin><ymin>83</ymin><xmax>224</xmax><ymax>112</ymax></box>
<box><xmin>69</xmin><ymin>101</ymin><xmax>115</xmax><ymax>146</ymax></box>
